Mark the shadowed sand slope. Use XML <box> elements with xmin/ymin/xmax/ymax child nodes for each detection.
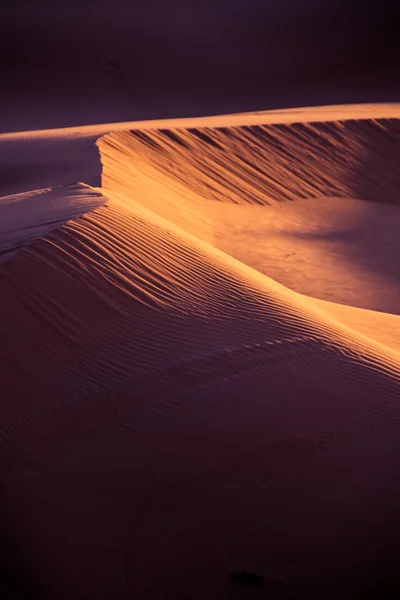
<box><xmin>0</xmin><ymin>182</ymin><xmax>106</xmax><ymax>259</ymax></box>
<box><xmin>1</xmin><ymin>190</ymin><xmax>400</xmax><ymax>599</ymax></box>
<box><xmin>206</xmin><ymin>197</ymin><xmax>400</xmax><ymax>315</ymax></box>
<box><xmin>1</xmin><ymin>107</ymin><xmax>400</xmax><ymax>599</ymax></box>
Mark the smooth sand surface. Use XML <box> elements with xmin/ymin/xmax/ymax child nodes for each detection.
<box><xmin>1</xmin><ymin>105</ymin><xmax>400</xmax><ymax>599</ymax></box>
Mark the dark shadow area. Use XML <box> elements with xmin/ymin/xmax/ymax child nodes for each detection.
<box><xmin>352</xmin><ymin>119</ymin><xmax>400</xmax><ymax>204</ymax></box>
<box><xmin>0</xmin><ymin>519</ymin><xmax>43</xmax><ymax>599</ymax></box>
<box><xmin>232</xmin><ymin>570</ymin><xmax>264</xmax><ymax>586</ymax></box>
<box><xmin>0</xmin><ymin>137</ymin><xmax>102</xmax><ymax>196</ymax></box>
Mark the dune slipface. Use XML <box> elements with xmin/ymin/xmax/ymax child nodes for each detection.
<box><xmin>98</xmin><ymin>114</ymin><xmax>400</xmax><ymax>325</ymax></box>
<box><xmin>1</xmin><ymin>108</ymin><xmax>400</xmax><ymax>599</ymax></box>
<box><xmin>99</xmin><ymin>117</ymin><xmax>400</xmax><ymax>207</ymax></box>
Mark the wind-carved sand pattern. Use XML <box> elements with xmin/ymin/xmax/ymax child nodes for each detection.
<box><xmin>99</xmin><ymin>118</ymin><xmax>400</xmax><ymax>207</ymax></box>
<box><xmin>1</xmin><ymin>107</ymin><xmax>400</xmax><ymax>599</ymax></box>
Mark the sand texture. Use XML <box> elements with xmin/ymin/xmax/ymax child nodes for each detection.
<box><xmin>1</xmin><ymin>105</ymin><xmax>400</xmax><ymax>599</ymax></box>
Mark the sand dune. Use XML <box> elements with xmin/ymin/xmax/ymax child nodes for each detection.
<box><xmin>1</xmin><ymin>106</ymin><xmax>400</xmax><ymax>599</ymax></box>
<box><xmin>98</xmin><ymin>114</ymin><xmax>400</xmax><ymax>206</ymax></box>
<box><xmin>0</xmin><ymin>183</ymin><xmax>106</xmax><ymax>259</ymax></box>
<box><xmin>310</xmin><ymin>299</ymin><xmax>400</xmax><ymax>354</ymax></box>
<box><xmin>98</xmin><ymin>115</ymin><xmax>400</xmax><ymax>314</ymax></box>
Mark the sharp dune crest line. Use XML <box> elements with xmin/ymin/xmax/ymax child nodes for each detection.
<box><xmin>1</xmin><ymin>103</ymin><xmax>400</xmax><ymax>141</ymax></box>
<box><xmin>1</xmin><ymin>108</ymin><xmax>400</xmax><ymax>599</ymax></box>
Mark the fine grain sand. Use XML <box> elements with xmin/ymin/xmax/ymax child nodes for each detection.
<box><xmin>1</xmin><ymin>105</ymin><xmax>400</xmax><ymax>599</ymax></box>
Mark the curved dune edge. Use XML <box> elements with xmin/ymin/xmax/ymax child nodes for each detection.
<box><xmin>0</xmin><ymin>182</ymin><xmax>106</xmax><ymax>259</ymax></box>
<box><xmin>106</xmin><ymin>188</ymin><xmax>400</xmax><ymax>354</ymax></box>
<box><xmin>97</xmin><ymin>113</ymin><xmax>400</xmax><ymax>332</ymax></box>
<box><xmin>1</xmin><ymin>186</ymin><xmax>400</xmax><ymax>598</ymax></box>
<box><xmin>1</xmin><ymin>102</ymin><xmax>399</xmax><ymax>142</ymax></box>
<box><xmin>309</xmin><ymin>297</ymin><xmax>400</xmax><ymax>353</ymax></box>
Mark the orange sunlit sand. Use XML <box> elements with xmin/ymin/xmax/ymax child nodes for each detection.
<box><xmin>1</xmin><ymin>105</ymin><xmax>400</xmax><ymax>599</ymax></box>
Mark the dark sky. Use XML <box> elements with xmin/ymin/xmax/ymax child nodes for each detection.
<box><xmin>1</xmin><ymin>1</ymin><xmax>399</xmax><ymax>127</ymax></box>
<box><xmin>2</xmin><ymin>1</ymin><xmax>398</xmax><ymax>82</ymax></box>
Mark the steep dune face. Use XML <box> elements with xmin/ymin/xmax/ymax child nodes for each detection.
<box><xmin>1</xmin><ymin>191</ymin><xmax>400</xmax><ymax>599</ymax></box>
<box><xmin>99</xmin><ymin>118</ymin><xmax>400</xmax><ymax>207</ymax></box>
<box><xmin>98</xmin><ymin>117</ymin><xmax>400</xmax><ymax>314</ymax></box>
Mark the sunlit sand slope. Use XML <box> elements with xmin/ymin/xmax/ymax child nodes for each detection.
<box><xmin>98</xmin><ymin>116</ymin><xmax>400</xmax><ymax>317</ymax></box>
<box><xmin>310</xmin><ymin>298</ymin><xmax>400</xmax><ymax>353</ymax></box>
<box><xmin>1</xmin><ymin>188</ymin><xmax>400</xmax><ymax>599</ymax></box>
<box><xmin>99</xmin><ymin>117</ymin><xmax>400</xmax><ymax>210</ymax></box>
<box><xmin>205</xmin><ymin>196</ymin><xmax>400</xmax><ymax>315</ymax></box>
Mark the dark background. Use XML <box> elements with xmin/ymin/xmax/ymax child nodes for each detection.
<box><xmin>1</xmin><ymin>1</ymin><xmax>399</xmax><ymax>130</ymax></box>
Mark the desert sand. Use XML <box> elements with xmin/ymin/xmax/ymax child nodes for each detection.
<box><xmin>1</xmin><ymin>103</ymin><xmax>400</xmax><ymax>600</ymax></box>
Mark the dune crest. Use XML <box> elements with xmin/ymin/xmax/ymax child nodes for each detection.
<box><xmin>0</xmin><ymin>182</ymin><xmax>106</xmax><ymax>259</ymax></box>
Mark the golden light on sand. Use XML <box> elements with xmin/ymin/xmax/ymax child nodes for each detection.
<box><xmin>1</xmin><ymin>104</ymin><xmax>400</xmax><ymax>599</ymax></box>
